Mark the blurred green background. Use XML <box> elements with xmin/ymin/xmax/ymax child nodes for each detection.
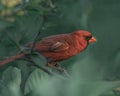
<box><xmin>0</xmin><ymin>0</ymin><xmax>120</xmax><ymax>96</ymax></box>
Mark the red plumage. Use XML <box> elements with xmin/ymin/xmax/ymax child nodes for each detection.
<box><xmin>0</xmin><ymin>30</ymin><xmax>96</xmax><ymax>66</ymax></box>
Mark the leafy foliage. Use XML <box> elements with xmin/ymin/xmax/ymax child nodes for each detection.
<box><xmin>0</xmin><ymin>67</ymin><xmax>21</xmax><ymax>96</ymax></box>
<box><xmin>0</xmin><ymin>0</ymin><xmax>120</xmax><ymax>96</ymax></box>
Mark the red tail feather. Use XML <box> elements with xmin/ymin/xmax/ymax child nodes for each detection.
<box><xmin>0</xmin><ymin>53</ymin><xmax>25</xmax><ymax>66</ymax></box>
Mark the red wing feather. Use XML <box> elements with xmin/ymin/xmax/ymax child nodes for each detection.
<box><xmin>50</xmin><ymin>42</ymin><xmax>69</xmax><ymax>52</ymax></box>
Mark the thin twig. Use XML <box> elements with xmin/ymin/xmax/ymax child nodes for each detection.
<box><xmin>30</xmin><ymin>61</ymin><xmax>52</xmax><ymax>75</ymax></box>
<box><xmin>7</xmin><ymin>35</ymin><xmax>24</xmax><ymax>52</ymax></box>
<box><xmin>30</xmin><ymin>0</ymin><xmax>56</xmax><ymax>53</ymax></box>
<box><xmin>24</xmin><ymin>56</ymin><xmax>53</xmax><ymax>75</ymax></box>
<box><xmin>47</xmin><ymin>0</ymin><xmax>55</xmax><ymax>9</ymax></box>
<box><xmin>51</xmin><ymin>65</ymin><xmax>71</xmax><ymax>78</ymax></box>
<box><xmin>30</xmin><ymin>16</ymin><xmax>46</xmax><ymax>53</ymax></box>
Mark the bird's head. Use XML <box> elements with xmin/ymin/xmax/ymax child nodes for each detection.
<box><xmin>72</xmin><ymin>30</ymin><xmax>97</xmax><ymax>43</ymax></box>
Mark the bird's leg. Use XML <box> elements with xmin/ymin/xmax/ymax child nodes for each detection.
<box><xmin>54</xmin><ymin>63</ymin><xmax>70</xmax><ymax>77</ymax></box>
<box><xmin>47</xmin><ymin>62</ymin><xmax>70</xmax><ymax>77</ymax></box>
<box><xmin>54</xmin><ymin>63</ymin><xmax>66</xmax><ymax>72</ymax></box>
<box><xmin>47</xmin><ymin>62</ymin><xmax>62</xmax><ymax>71</ymax></box>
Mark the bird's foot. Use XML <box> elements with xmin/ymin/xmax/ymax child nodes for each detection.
<box><xmin>47</xmin><ymin>63</ymin><xmax>70</xmax><ymax>78</ymax></box>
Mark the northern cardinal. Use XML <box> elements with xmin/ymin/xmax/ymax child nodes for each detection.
<box><xmin>0</xmin><ymin>30</ymin><xmax>96</xmax><ymax>67</ymax></box>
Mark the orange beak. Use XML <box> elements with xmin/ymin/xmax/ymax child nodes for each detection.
<box><xmin>89</xmin><ymin>36</ymin><xmax>97</xmax><ymax>43</ymax></box>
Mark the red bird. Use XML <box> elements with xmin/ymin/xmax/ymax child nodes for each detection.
<box><xmin>0</xmin><ymin>30</ymin><xmax>96</xmax><ymax>67</ymax></box>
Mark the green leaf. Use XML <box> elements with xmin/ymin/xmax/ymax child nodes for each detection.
<box><xmin>0</xmin><ymin>21</ymin><xmax>11</xmax><ymax>31</ymax></box>
<box><xmin>30</xmin><ymin>52</ymin><xmax>47</xmax><ymax>67</ymax></box>
<box><xmin>24</xmin><ymin>69</ymin><xmax>50</xmax><ymax>95</ymax></box>
<box><xmin>67</xmin><ymin>80</ymin><xmax>120</xmax><ymax>96</ymax></box>
<box><xmin>2</xmin><ymin>66</ymin><xmax>21</xmax><ymax>85</ymax></box>
<box><xmin>0</xmin><ymin>66</ymin><xmax>21</xmax><ymax>96</ymax></box>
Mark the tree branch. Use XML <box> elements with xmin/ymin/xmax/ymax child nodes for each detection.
<box><xmin>47</xmin><ymin>0</ymin><xmax>55</xmax><ymax>9</ymax></box>
<box><xmin>30</xmin><ymin>16</ymin><xmax>46</xmax><ymax>53</ymax></box>
<box><xmin>7</xmin><ymin>35</ymin><xmax>24</xmax><ymax>52</ymax></box>
<box><xmin>24</xmin><ymin>56</ymin><xmax>53</xmax><ymax>75</ymax></box>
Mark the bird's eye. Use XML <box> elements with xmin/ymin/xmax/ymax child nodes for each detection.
<box><xmin>85</xmin><ymin>36</ymin><xmax>92</xmax><ymax>40</ymax></box>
